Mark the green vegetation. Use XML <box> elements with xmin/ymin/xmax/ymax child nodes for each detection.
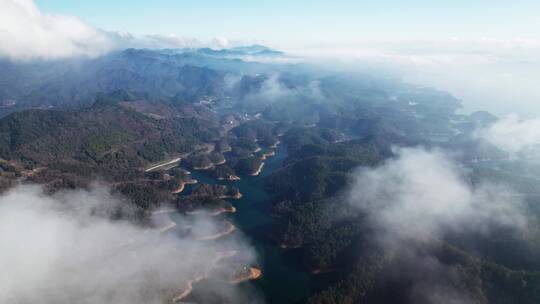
<box><xmin>0</xmin><ymin>103</ymin><xmax>219</xmax><ymax>187</ymax></box>
<box><xmin>191</xmin><ymin>184</ymin><xmax>240</xmax><ymax>198</ymax></box>
<box><xmin>115</xmin><ymin>183</ymin><xmax>172</xmax><ymax>210</ymax></box>
<box><xmin>308</xmin><ymin>244</ymin><xmax>540</xmax><ymax>304</ymax></box>
<box><xmin>230</xmin><ymin>139</ymin><xmax>259</xmax><ymax>157</ymax></box>
<box><xmin>211</xmin><ymin>164</ymin><xmax>237</xmax><ymax>180</ymax></box>
<box><xmin>265</xmin><ymin>119</ymin><xmax>540</xmax><ymax>303</ymax></box>
<box><xmin>176</xmin><ymin>184</ymin><xmax>234</xmax><ymax>213</ymax></box>
<box><xmin>235</xmin><ymin>156</ymin><xmax>263</xmax><ymax>175</ymax></box>
<box><xmin>232</xmin><ymin>120</ymin><xmax>280</xmax><ymax>145</ymax></box>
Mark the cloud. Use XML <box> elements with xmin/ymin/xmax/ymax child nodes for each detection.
<box><xmin>477</xmin><ymin>114</ymin><xmax>540</xmax><ymax>154</ymax></box>
<box><xmin>387</xmin><ymin>248</ymin><xmax>479</xmax><ymax>304</ymax></box>
<box><xmin>243</xmin><ymin>74</ymin><xmax>323</xmax><ymax>105</ymax></box>
<box><xmin>288</xmin><ymin>39</ymin><xmax>540</xmax><ymax>116</ymax></box>
<box><xmin>0</xmin><ymin>0</ymin><xmax>116</xmax><ymax>60</ymax></box>
<box><xmin>109</xmin><ymin>32</ymin><xmax>243</xmax><ymax>50</ymax></box>
<box><xmin>348</xmin><ymin>147</ymin><xmax>525</xmax><ymax>243</ymax></box>
<box><xmin>258</xmin><ymin>74</ymin><xmax>291</xmax><ymax>100</ymax></box>
<box><xmin>109</xmin><ymin>32</ymin><xmax>203</xmax><ymax>50</ymax></box>
<box><xmin>346</xmin><ymin>147</ymin><xmax>526</xmax><ymax>302</ymax></box>
<box><xmin>0</xmin><ymin>184</ymin><xmax>257</xmax><ymax>304</ymax></box>
<box><xmin>0</xmin><ymin>0</ymin><xmax>257</xmax><ymax>61</ymax></box>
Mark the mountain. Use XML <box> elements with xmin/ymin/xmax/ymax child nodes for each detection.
<box><xmin>0</xmin><ymin>98</ymin><xmax>220</xmax><ymax>179</ymax></box>
<box><xmin>1</xmin><ymin>47</ymin><xmax>539</xmax><ymax>304</ymax></box>
<box><xmin>193</xmin><ymin>44</ymin><xmax>285</xmax><ymax>57</ymax></box>
<box><xmin>0</xmin><ymin>46</ymin><xmax>289</xmax><ymax>116</ymax></box>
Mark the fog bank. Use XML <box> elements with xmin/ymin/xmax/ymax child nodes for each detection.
<box><xmin>0</xmin><ymin>185</ymin><xmax>257</xmax><ymax>304</ymax></box>
<box><xmin>347</xmin><ymin>147</ymin><xmax>527</xmax><ymax>302</ymax></box>
<box><xmin>290</xmin><ymin>39</ymin><xmax>540</xmax><ymax>117</ymax></box>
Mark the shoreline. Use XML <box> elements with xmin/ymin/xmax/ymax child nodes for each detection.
<box><xmin>209</xmin><ymin>206</ymin><xmax>237</xmax><ymax>216</ymax></box>
<box><xmin>172</xmin><ymin>178</ymin><xmax>198</xmax><ymax>194</ymax></box>
<box><xmin>217</xmin><ymin>174</ymin><xmax>241</xmax><ymax>181</ymax></box>
<box><xmin>151</xmin><ymin>209</ymin><xmax>179</xmax><ymax>233</ymax></box>
<box><xmin>172</xmin><ymin>181</ymin><xmax>185</xmax><ymax>194</ymax></box>
<box><xmin>219</xmin><ymin>193</ymin><xmax>242</xmax><ymax>200</ymax></box>
<box><xmin>230</xmin><ymin>267</ymin><xmax>262</xmax><ymax>284</ymax></box>
<box><xmin>186</xmin><ymin>205</ymin><xmax>236</xmax><ymax>217</ymax></box>
<box><xmin>250</xmin><ymin>162</ymin><xmax>265</xmax><ymax>176</ymax></box>
<box><xmin>259</xmin><ymin>150</ymin><xmax>275</xmax><ymax>160</ymax></box>
<box><xmin>168</xmin><ymin>136</ymin><xmax>278</xmax><ymax>302</ymax></box>
<box><xmin>214</xmin><ymin>159</ymin><xmax>227</xmax><ymax>166</ymax></box>
<box><xmin>270</xmin><ymin>140</ymin><xmax>281</xmax><ymax>149</ymax></box>
<box><xmin>171</xmin><ymin>250</ymin><xmax>238</xmax><ymax>303</ymax></box>
<box><xmin>171</xmin><ymin>276</ymin><xmax>205</xmax><ymax>303</ymax></box>
<box><xmin>157</xmin><ymin>220</ymin><xmax>177</xmax><ymax>233</ymax></box>
<box><xmin>196</xmin><ymin>221</ymin><xmax>236</xmax><ymax>241</ymax></box>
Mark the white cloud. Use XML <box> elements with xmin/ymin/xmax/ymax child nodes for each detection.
<box><xmin>0</xmin><ymin>0</ymin><xmax>263</xmax><ymax>61</ymax></box>
<box><xmin>348</xmin><ymin>147</ymin><xmax>526</xmax><ymax>244</ymax></box>
<box><xmin>288</xmin><ymin>39</ymin><xmax>540</xmax><ymax>116</ymax></box>
<box><xmin>346</xmin><ymin>147</ymin><xmax>527</xmax><ymax>302</ymax></box>
<box><xmin>0</xmin><ymin>184</ymin><xmax>257</xmax><ymax>304</ymax></box>
<box><xmin>477</xmin><ymin>114</ymin><xmax>540</xmax><ymax>153</ymax></box>
<box><xmin>111</xmin><ymin>33</ymin><xmax>251</xmax><ymax>51</ymax></box>
<box><xmin>111</xmin><ymin>32</ymin><xmax>203</xmax><ymax>49</ymax></box>
<box><xmin>242</xmin><ymin>74</ymin><xmax>323</xmax><ymax>105</ymax></box>
<box><xmin>0</xmin><ymin>0</ymin><xmax>116</xmax><ymax>60</ymax></box>
<box><xmin>211</xmin><ymin>36</ymin><xmax>232</xmax><ymax>48</ymax></box>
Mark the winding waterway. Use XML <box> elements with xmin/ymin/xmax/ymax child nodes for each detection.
<box><xmin>182</xmin><ymin>144</ymin><xmax>329</xmax><ymax>304</ymax></box>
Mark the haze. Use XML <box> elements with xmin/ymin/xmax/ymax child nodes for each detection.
<box><xmin>3</xmin><ymin>0</ymin><xmax>531</xmax><ymax>116</ymax></box>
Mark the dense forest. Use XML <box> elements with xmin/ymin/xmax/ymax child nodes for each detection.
<box><xmin>263</xmin><ymin>116</ymin><xmax>540</xmax><ymax>303</ymax></box>
<box><xmin>0</xmin><ymin>47</ymin><xmax>539</xmax><ymax>304</ymax></box>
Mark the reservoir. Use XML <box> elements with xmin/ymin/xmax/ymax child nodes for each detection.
<box><xmin>186</xmin><ymin>144</ymin><xmax>319</xmax><ymax>304</ymax></box>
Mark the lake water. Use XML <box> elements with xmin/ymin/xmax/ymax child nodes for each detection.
<box><xmin>185</xmin><ymin>144</ymin><xmax>326</xmax><ymax>304</ymax></box>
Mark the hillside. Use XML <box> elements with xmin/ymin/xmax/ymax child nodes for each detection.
<box><xmin>0</xmin><ymin>100</ymin><xmax>220</xmax><ymax>182</ymax></box>
<box><xmin>0</xmin><ymin>47</ymin><xmax>539</xmax><ymax>304</ymax></box>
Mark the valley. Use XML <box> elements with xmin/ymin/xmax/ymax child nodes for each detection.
<box><xmin>0</xmin><ymin>46</ymin><xmax>539</xmax><ymax>304</ymax></box>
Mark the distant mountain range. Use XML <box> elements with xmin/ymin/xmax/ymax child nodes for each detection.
<box><xmin>0</xmin><ymin>45</ymin><xmax>285</xmax><ymax>114</ymax></box>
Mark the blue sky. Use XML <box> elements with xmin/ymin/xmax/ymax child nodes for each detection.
<box><xmin>35</xmin><ymin>0</ymin><xmax>540</xmax><ymax>47</ymax></box>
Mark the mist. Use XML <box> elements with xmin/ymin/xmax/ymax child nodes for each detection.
<box><xmin>477</xmin><ymin>114</ymin><xmax>540</xmax><ymax>155</ymax></box>
<box><xmin>0</xmin><ymin>184</ymin><xmax>258</xmax><ymax>304</ymax></box>
<box><xmin>244</xmin><ymin>74</ymin><xmax>323</xmax><ymax>104</ymax></box>
<box><xmin>346</xmin><ymin>147</ymin><xmax>527</xmax><ymax>302</ymax></box>
<box><xmin>348</xmin><ymin>147</ymin><xmax>526</xmax><ymax>242</ymax></box>
<box><xmin>5</xmin><ymin>0</ymin><xmax>540</xmax><ymax>119</ymax></box>
<box><xmin>289</xmin><ymin>39</ymin><xmax>540</xmax><ymax>117</ymax></box>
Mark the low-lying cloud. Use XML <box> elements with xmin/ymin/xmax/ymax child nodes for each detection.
<box><xmin>348</xmin><ymin>147</ymin><xmax>525</xmax><ymax>244</ymax></box>
<box><xmin>290</xmin><ymin>39</ymin><xmax>540</xmax><ymax>116</ymax></box>
<box><xmin>0</xmin><ymin>184</ymin><xmax>257</xmax><ymax>304</ymax></box>
<box><xmin>347</xmin><ymin>147</ymin><xmax>526</xmax><ymax>302</ymax></box>
<box><xmin>243</xmin><ymin>74</ymin><xmax>323</xmax><ymax>105</ymax></box>
<box><xmin>477</xmin><ymin>114</ymin><xmax>540</xmax><ymax>154</ymax></box>
<box><xmin>111</xmin><ymin>32</ymin><xmax>252</xmax><ymax>51</ymax></box>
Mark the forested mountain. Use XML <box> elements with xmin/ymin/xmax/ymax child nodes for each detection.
<box><xmin>0</xmin><ymin>100</ymin><xmax>219</xmax><ymax>166</ymax></box>
<box><xmin>0</xmin><ymin>46</ymin><xmax>539</xmax><ymax>304</ymax></box>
